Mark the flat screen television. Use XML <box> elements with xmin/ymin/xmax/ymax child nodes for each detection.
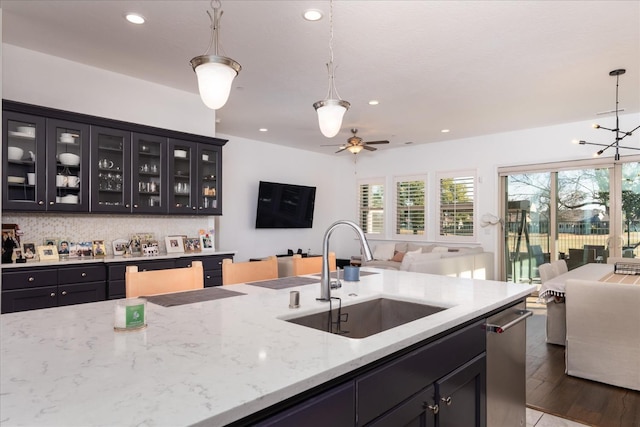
<box><xmin>255</xmin><ymin>181</ymin><xmax>316</xmax><ymax>229</ymax></box>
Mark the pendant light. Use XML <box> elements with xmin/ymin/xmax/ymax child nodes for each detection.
<box><xmin>573</xmin><ymin>69</ymin><xmax>639</xmax><ymax>160</ymax></box>
<box><xmin>313</xmin><ymin>0</ymin><xmax>350</xmax><ymax>138</ymax></box>
<box><xmin>190</xmin><ymin>0</ymin><xmax>241</xmax><ymax>110</ymax></box>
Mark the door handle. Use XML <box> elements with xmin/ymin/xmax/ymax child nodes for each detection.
<box><xmin>486</xmin><ymin>309</ymin><xmax>532</xmax><ymax>334</ymax></box>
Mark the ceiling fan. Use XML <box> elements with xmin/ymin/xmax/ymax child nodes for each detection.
<box><xmin>324</xmin><ymin>128</ymin><xmax>389</xmax><ymax>154</ymax></box>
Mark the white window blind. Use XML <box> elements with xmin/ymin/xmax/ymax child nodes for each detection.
<box><xmin>438</xmin><ymin>172</ymin><xmax>476</xmax><ymax>239</ymax></box>
<box><xmin>394</xmin><ymin>176</ymin><xmax>426</xmax><ymax>237</ymax></box>
<box><xmin>359</xmin><ymin>180</ymin><xmax>384</xmax><ymax>236</ymax></box>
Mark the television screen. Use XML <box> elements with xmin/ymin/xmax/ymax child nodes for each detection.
<box><xmin>256</xmin><ymin>181</ymin><xmax>316</xmax><ymax>228</ymax></box>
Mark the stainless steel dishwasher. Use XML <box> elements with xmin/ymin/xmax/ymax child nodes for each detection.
<box><xmin>486</xmin><ymin>300</ymin><xmax>532</xmax><ymax>427</ymax></box>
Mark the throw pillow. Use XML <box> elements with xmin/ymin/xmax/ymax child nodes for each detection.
<box><xmin>432</xmin><ymin>246</ymin><xmax>449</xmax><ymax>253</ymax></box>
<box><xmin>391</xmin><ymin>251</ymin><xmax>406</xmax><ymax>262</ymax></box>
<box><xmin>399</xmin><ymin>248</ymin><xmax>425</xmax><ymax>270</ymax></box>
<box><xmin>400</xmin><ymin>252</ymin><xmax>443</xmax><ymax>271</ymax></box>
<box><xmin>372</xmin><ymin>242</ymin><xmax>396</xmax><ymax>261</ymax></box>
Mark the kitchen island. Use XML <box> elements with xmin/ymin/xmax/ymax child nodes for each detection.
<box><xmin>0</xmin><ymin>268</ymin><xmax>534</xmax><ymax>426</ymax></box>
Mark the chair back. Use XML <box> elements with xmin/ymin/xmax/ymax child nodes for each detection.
<box><xmin>125</xmin><ymin>261</ymin><xmax>204</xmax><ymax>298</ymax></box>
<box><xmin>223</xmin><ymin>256</ymin><xmax>278</xmax><ymax>285</ymax></box>
<box><xmin>292</xmin><ymin>252</ymin><xmax>336</xmax><ymax>276</ymax></box>
<box><xmin>551</xmin><ymin>259</ymin><xmax>568</xmax><ymax>275</ymax></box>
<box><xmin>538</xmin><ymin>263</ymin><xmax>556</xmax><ymax>284</ymax></box>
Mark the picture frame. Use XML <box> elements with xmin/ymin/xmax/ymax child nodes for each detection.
<box><xmin>200</xmin><ymin>234</ymin><xmax>215</xmax><ymax>251</ymax></box>
<box><xmin>165</xmin><ymin>236</ymin><xmax>185</xmax><ymax>253</ymax></box>
<box><xmin>142</xmin><ymin>240</ymin><xmax>159</xmax><ymax>256</ymax></box>
<box><xmin>112</xmin><ymin>239</ymin><xmax>129</xmax><ymax>256</ymax></box>
<box><xmin>130</xmin><ymin>233</ymin><xmax>154</xmax><ymax>255</ymax></box>
<box><xmin>92</xmin><ymin>240</ymin><xmax>106</xmax><ymax>257</ymax></box>
<box><xmin>22</xmin><ymin>243</ymin><xmax>37</xmax><ymax>260</ymax></box>
<box><xmin>13</xmin><ymin>248</ymin><xmax>23</xmax><ymax>262</ymax></box>
<box><xmin>70</xmin><ymin>241</ymin><xmax>93</xmax><ymax>258</ymax></box>
<box><xmin>43</xmin><ymin>237</ymin><xmax>59</xmax><ymax>248</ymax></box>
<box><xmin>58</xmin><ymin>239</ymin><xmax>71</xmax><ymax>257</ymax></box>
<box><xmin>184</xmin><ymin>237</ymin><xmax>201</xmax><ymax>253</ymax></box>
<box><xmin>37</xmin><ymin>245</ymin><xmax>59</xmax><ymax>261</ymax></box>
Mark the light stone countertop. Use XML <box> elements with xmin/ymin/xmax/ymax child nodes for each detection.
<box><xmin>0</xmin><ymin>268</ymin><xmax>535</xmax><ymax>426</ymax></box>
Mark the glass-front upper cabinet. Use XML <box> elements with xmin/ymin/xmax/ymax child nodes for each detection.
<box><xmin>198</xmin><ymin>145</ymin><xmax>221</xmax><ymax>215</ymax></box>
<box><xmin>90</xmin><ymin>126</ymin><xmax>131</xmax><ymax>213</ymax></box>
<box><xmin>3</xmin><ymin>111</ymin><xmax>47</xmax><ymax>210</ymax></box>
<box><xmin>46</xmin><ymin>119</ymin><xmax>90</xmax><ymax>211</ymax></box>
<box><xmin>132</xmin><ymin>133</ymin><xmax>167</xmax><ymax>213</ymax></box>
<box><xmin>168</xmin><ymin>139</ymin><xmax>197</xmax><ymax>214</ymax></box>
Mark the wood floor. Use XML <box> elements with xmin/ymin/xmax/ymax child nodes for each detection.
<box><xmin>525</xmin><ymin>298</ymin><xmax>640</xmax><ymax>427</ymax></box>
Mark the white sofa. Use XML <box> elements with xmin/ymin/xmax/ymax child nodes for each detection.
<box><xmin>565</xmin><ymin>278</ymin><xmax>640</xmax><ymax>391</ymax></box>
<box><xmin>355</xmin><ymin>242</ymin><xmax>494</xmax><ymax>280</ymax></box>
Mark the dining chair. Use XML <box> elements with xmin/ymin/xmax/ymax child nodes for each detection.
<box><xmin>551</xmin><ymin>259</ymin><xmax>568</xmax><ymax>275</ymax></box>
<box><xmin>222</xmin><ymin>256</ymin><xmax>278</xmax><ymax>285</ymax></box>
<box><xmin>125</xmin><ymin>261</ymin><xmax>204</xmax><ymax>298</ymax></box>
<box><xmin>291</xmin><ymin>252</ymin><xmax>336</xmax><ymax>276</ymax></box>
<box><xmin>538</xmin><ymin>263</ymin><xmax>557</xmax><ymax>284</ymax></box>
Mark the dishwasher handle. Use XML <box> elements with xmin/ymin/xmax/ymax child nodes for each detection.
<box><xmin>486</xmin><ymin>309</ymin><xmax>532</xmax><ymax>334</ymax></box>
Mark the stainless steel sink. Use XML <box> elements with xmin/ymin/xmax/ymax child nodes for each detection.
<box><xmin>284</xmin><ymin>298</ymin><xmax>448</xmax><ymax>339</ymax></box>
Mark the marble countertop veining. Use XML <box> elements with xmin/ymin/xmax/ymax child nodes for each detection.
<box><xmin>0</xmin><ymin>269</ymin><xmax>535</xmax><ymax>426</ymax></box>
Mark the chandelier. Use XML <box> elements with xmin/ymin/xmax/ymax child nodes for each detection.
<box><xmin>573</xmin><ymin>69</ymin><xmax>639</xmax><ymax>160</ymax></box>
<box><xmin>190</xmin><ymin>0</ymin><xmax>241</xmax><ymax>110</ymax></box>
<box><xmin>312</xmin><ymin>0</ymin><xmax>350</xmax><ymax>138</ymax></box>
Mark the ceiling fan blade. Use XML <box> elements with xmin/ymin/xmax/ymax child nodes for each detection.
<box><xmin>335</xmin><ymin>147</ymin><xmax>348</xmax><ymax>153</ymax></box>
<box><xmin>364</xmin><ymin>140</ymin><xmax>389</xmax><ymax>145</ymax></box>
<box><xmin>362</xmin><ymin>145</ymin><xmax>377</xmax><ymax>151</ymax></box>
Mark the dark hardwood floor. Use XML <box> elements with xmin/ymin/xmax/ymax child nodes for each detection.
<box><xmin>526</xmin><ymin>298</ymin><xmax>640</xmax><ymax>427</ymax></box>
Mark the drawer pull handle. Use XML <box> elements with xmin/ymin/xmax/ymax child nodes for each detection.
<box><xmin>206</xmin><ymin>275</ymin><xmax>211</xmax><ymax>279</ymax></box>
<box><xmin>28</xmin><ymin>277</ymin><xmax>35</xmax><ymax>282</ymax></box>
<box><xmin>38</xmin><ymin>200</ymin><xmax>45</xmax><ymax>205</ymax></box>
<box><xmin>441</xmin><ymin>396</ymin><xmax>452</xmax><ymax>406</ymax></box>
<box><xmin>423</xmin><ymin>402</ymin><xmax>439</xmax><ymax>414</ymax></box>
<box><xmin>61</xmin><ymin>291</ymin><xmax>67</xmax><ymax>296</ymax></box>
<box><xmin>81</xmin><ymin>272</ymin><xmax>87</xmax><ymax>277</ymax></box>
<box><xmin>50</xmin><ymin>292</ymin><xmax>56</xmax><ymax>297</ymax></box>
<box><xmin>49</xmin><ymin>201</ymin><xmax>55</xmax><ymax>205</ymax></box>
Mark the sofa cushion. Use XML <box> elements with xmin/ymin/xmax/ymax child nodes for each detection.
<box><xmin>407</xmin><ymin>243</ymin><xmax>435</xmax><ymax>253</ymax></box>
<box><xmin>400</xmin><ymin>251</ymin><xmax>441</xmax><ymax>271</ymax></box>
<box><xmin>391</xmin><ymin>251</ymin><xmax>406</xmax><ymax>262</ymax></box>
<box><xmin>373</xmin><ymin>243</ymin><xmax>396</xmax><ymax>261</ymax></box>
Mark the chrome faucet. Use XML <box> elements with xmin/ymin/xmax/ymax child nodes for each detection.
<box><xmin>319</xmin><ymin>220</ymin><xmax>373</xmax><ymax>301</ymax></box>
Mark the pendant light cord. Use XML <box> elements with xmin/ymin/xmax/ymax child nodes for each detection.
<box><xmin>204</xmin><ymin>0</ymin><xmax>222</xmax><ymax>56</ymax></box>
<box><xmin>326</xmin><ymin>0</ymin><xmax>343</xmax><ymax>101</ymax></box>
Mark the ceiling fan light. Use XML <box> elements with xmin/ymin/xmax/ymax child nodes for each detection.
<box><xmin>191</xmin><ymin>56</ymin><xmax>241</xmax><ymax>110</ymax></box>
<box><xmin>313</xmin><ymin>99</ymin><xmax>350</xmax><ymax>138</ymax></box>
<box><xmin>347</xmin><ymin>145</ymin><xmax>363</xmax><ymax>154</ymax></box>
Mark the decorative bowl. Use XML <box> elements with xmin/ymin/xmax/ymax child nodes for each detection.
<box><xmin>7</xmin><ymin>146</ymin><xmax>24</xmax><ymax>160</ymax></box>
<box><xmin>59</xmin><ymin>152</ymin><xmax>80</xmax><ymax>166</ymax></box>
<box><xmin>8</xmin><ymin>176</ymin><xmax>26</xmax><ymax>184</ymax></box>
<box><xmin>174</xmin><ymin>149</ymin><xmax>187</xmax><ymax>158</ymax></box>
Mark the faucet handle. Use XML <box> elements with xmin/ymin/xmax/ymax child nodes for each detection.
<box><xmin>331</xmin><ymin>267</ymin><xmax>342</xmax><ymax>289</ymax></box>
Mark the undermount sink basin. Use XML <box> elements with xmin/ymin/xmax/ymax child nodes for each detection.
<box><xmin>284</xmin><ymin>298</ymin><xmax>449</xmax><ymax>339</ymax></box>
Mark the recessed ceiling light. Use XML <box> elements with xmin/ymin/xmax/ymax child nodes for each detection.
<box><xmin>368</xmin><ymin>100</ymin><xmax>380</xmax><ymax>105</ymax></box>
<box><xmin>441</xmin><ymin>129</ymin><xmax>450</xmax><ymax>133</ymax></box>
<box><xmin>303</xmin><ymin>9</ymin><xmax>323</xmax><ymax>21</ymax></box>
<box><xmin>259</xmin><ymin>128</ymin><xmax>268</xmax><ymax>132</ymax></box>
<box><xmin>125</xmin><ymin>13</ymin><xmax>145</xmax><ymax>24</ymax></box>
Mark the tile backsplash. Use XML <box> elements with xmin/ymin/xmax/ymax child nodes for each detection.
<box><xmin>2</xmin><ymin>213</ymin><xmax>215</xmax><ymax>255</ymax></box>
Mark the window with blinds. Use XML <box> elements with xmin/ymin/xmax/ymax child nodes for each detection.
<box><xmin>394</xmin><ymin>175</ymin><xmax>426</xmax><ymax>237</ymax></box>
<box><xmin>438</xmin><ymin>172</ymin><xmax>476</xmax><ymax>239</ymax></box>
<box><xmin>359</xmin><ymin>180</ymin><xmax>384</xmax><ymax>236</ymax></box>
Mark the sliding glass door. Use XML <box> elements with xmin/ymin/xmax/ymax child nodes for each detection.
<box><xmin>500</xmin><ymin>158</ymin><xmax>639</xmax><ymax>283</ymax></box>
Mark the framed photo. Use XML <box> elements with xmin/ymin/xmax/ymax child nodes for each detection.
<box><xmin>184</xmin><ymin>237</ymin><xmax>201</xmax><ymax>253</ymax></box>
<box><xmin>92</xmin><ymin>240</ymin><xmax>106</xmax><ymax>257</ymax></box>
<box><xmin>43</xmin><ymin>237</ymin><xmax>59</xmax><ymax>248</ymax></box>
<box><xmin>130</xmin><ymin>233</ymin><xmax>154</xmax><ymax>255</ymax></box>
<box><xmin>200</xmin><ymin>234</ymin><xmax>215</xmax><ymax>251</ymax></box>
<box><xmin>70</xmin><ymin>241</ymin><xmax>93</xmax><ymax>258</ymax></box>
<box><xmin>112</xmin><ymin>239</ymin><xmax>129</xmax><ymax>256</ymax></box>
<box><xmin>22</xmin><ymin>243</ymin><xmax>37</xmax><ymax>260</ymax></box>
<box><xmin>58</xmin><ymin>239</ymin><xmax>71</xmax><ymax>257</ymax></box>
<box><xmin>165</xmin><ymin>236</ymin><xmax>185</xmax><ymax>253</ymax></box>
<box><xmin>142</xmin><ymin>240</ymin><xmax>159</xmax><ymax>256</ymax></box>
<box><xmin>12</xmin><ymin>248</ymin><xmax>23</xmax><ymax>262</ymax></box>
<box><xmin>37</xmin><ymin>245</ymin><xmax>59</xmax><ymax>261</ymax></box>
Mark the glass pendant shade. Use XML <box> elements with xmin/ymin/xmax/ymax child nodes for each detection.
<box><xmin>314</xmin><ymin>99</ymin><xmax>350</xmax><ymax>138</ymax></box>
<box><xmin>191</xmin><ymin>56</ymin><xmax>241</xmax><ymax>110</ymax></box>
<box><xmin>347</xmin><ymin>145</ymin><xmax>363</xmax><ymax>154</ymax></box>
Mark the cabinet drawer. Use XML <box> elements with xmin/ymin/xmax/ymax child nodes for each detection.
<box><xmin>58</xmin><ymin>282</ymin><xmax>106</xmax><ymax>306</ymax></box>
<box><xmin>204</xmin><ymin>269</ymin><xmax>222</xmax><ymax>287</ymax></box>
<box><xmin>2</xmin><ymin>268</ymin><xmax>57</xmax><ymax>290</ymax></box>
<box><xmin>177</xmin><ymin>254</ymin><xmax>231</xmax><ymax>270</ymax></box>
<box><xmin>58</xmin><ymin>265</ymin><xmax>105</xmax><ymax>284</ymax></box>
<box><xmin>357</xmin><ymin>320</ymin><xmax>485</xmax><ymax>426</ymax></box>
<box><xmin>133</xmin><ymin>260</ymin><xmax>175</xmax><ymax>272</ymax></box>
<box><xmin>1</xmin><ymin>286</ymin><xmax>58</xmax><ymax>313</ymax></box>
<box><xmin>108</xmin><ymin>280</ymin><xmax>126</xmax><ymax>300</ymax></box>
<box><xmin>107</xmin><ymin>264</ymin><xmax>127</xmax><ymax>281</ymax></box>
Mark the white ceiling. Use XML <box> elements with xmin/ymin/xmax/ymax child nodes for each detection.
<box><xmin>2</xmin><ymin>1</ymin><xmax>639</xmax><ymax>154</ymax></box>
